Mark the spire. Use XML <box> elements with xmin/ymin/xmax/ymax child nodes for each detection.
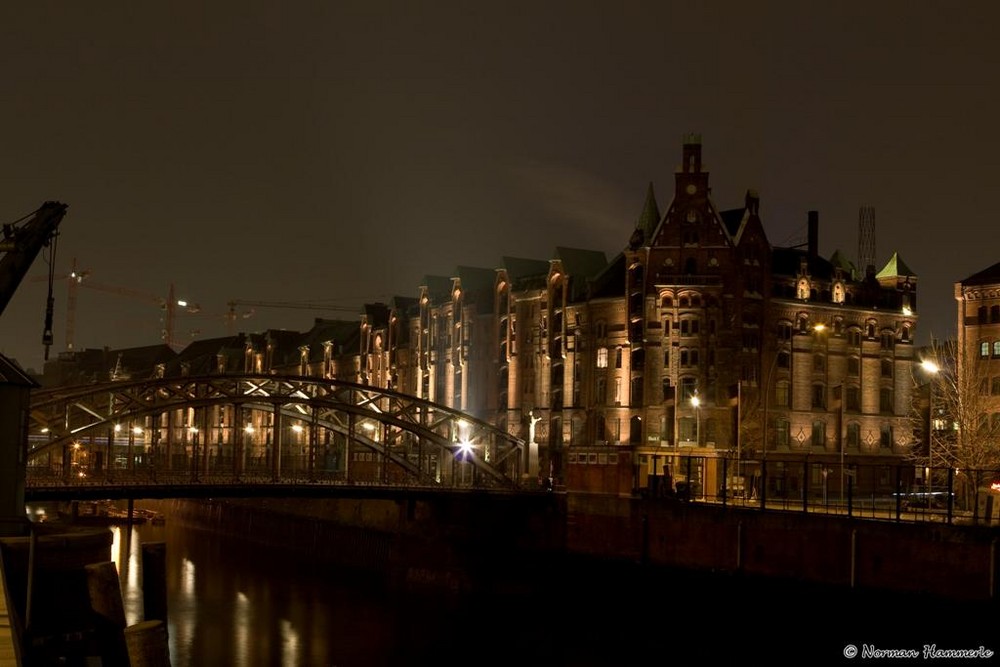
<box><xmin>634</xmin><ymin>182</ymin><xmax>660</xmax><ymax>247</ymax></box>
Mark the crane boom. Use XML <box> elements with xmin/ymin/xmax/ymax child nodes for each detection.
<box><xmin>226</xmin><ymin>299</ymin><xmax>361</xmax><ymax>335</ymax></box>
<box><xmin>0</xmin><ymin>202</ymin><xmax>67</xmax><ymax>318</ymax></box>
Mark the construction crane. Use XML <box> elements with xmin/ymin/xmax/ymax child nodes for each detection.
<box><xmin>0</xmin><ymin>202</ymin><xmax>68</xmax><ymax>360</ymax></box>
<box><xmin>226</xmin><ymin>299</ymin><xmax>361</xmax><ymax>335</ymax></box>
<box><xmin>31</xmin><ymin>265</ymin><xmax>200</xmax><ymax>351</ymax></box>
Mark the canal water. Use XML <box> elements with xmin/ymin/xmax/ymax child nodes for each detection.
<box><xmin>94</xmin><ymin>506</ymin><xmax>998</xmax><ymax>667</ymax></box>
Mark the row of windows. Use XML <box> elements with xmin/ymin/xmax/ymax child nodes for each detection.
<box><xmin>779</xmin><ymin>320</ymin><xmax>910</xmax><ymax>346</ymax></box>
<box><xmin>978</xmin><ymin>341</ymin><xmax>1000</xmax><ymax>358</ymax></box>
<box><xmin>976</xmin><ymin>305</ymin><xmax>1000</xmax><ymax>324</ymax></box>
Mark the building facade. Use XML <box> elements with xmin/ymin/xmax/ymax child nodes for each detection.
<box><xmin>37</xmin><ymin>137</ymin><xmax>926</xmax><ymax>499</ymax></box>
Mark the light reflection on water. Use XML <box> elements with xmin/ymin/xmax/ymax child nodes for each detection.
<box><xmin>118</xmin><ymin>515</ymin><xmax>393</xmax><ymax>667</ymax></box>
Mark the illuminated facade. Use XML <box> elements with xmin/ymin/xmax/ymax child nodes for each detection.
<box><xmin>382</xmin><ymin>136</ymin><xmax>921</xmax><ymax>496</ymax></box>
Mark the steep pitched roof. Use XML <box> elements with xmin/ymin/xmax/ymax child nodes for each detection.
<box><xmin>456</xmin><ymin>266</ymin><xmax>496</xmax><ymax>295</ymax></box>
<box><xmin>421</xmin><ymin>275</ymin><xmax>453</xmax><ymax>303</ymax></box>
<box><xmin>300</xmin><ymin>318</ymin><xmax>362</xmax><ymax>360</ymax></box>
<box><xmin>960</xmin><ymin>260</ymin><xmax>1000</xmax><ymax>287</ymax></box>
<box><xmin>588</xmin><ymin>252</ymin><xmax>626</xmax><ymax>300</ymax></box>
<box><xmin>555</xmin><ymin>247</ymin><xmax>607</xmax><ymax>280</ymax></box>
<box><xmin>876</xmin><ymin>252</ymin><xmax>917</xmax><ymax>280</ymax></box>
<box><xmin>635</xmin><ymin>182</ymin><xmax>661</xmax><ymax>245</ymax></box>
<box><xmin>829</xmin><ymin>249</ymin><xmax>857</xmax><ymax>277</ymax></box>
<box><xmin>502</xmin><ymin>256</ymin><xmax>549</xmax><ymax>280</ymax></box>
<box><xmin>0</xmin><ymin>353</ymin><xmax>37</xmax><ymax>387</ymax></box>
<box><xmin>771</xmin><ymin>247</ymin><xmax>836</xmax><ymax>281</ymax></box>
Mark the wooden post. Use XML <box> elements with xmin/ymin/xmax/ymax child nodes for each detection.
<box><xmin>124</xmin><ymin>619</ymin><xmax>172</xmax><ymax>667</ymax></box>
<box><xmin>142</xmin><ymin>542</ymin><xmax>168</xmax><ymax>623</ymax></box>
<box><xmin>85</xmin><ymin>561</ymin><xmax>129</xmax><ymax>665</ymax></box>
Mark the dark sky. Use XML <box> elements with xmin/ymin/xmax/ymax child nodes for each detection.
<box><xmin>3</xmin><ymin>2</ymin><xmax>999</xmax><ymax>372</ymax></box>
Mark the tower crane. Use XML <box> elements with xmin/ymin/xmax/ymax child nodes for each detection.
<box><xmin>226</xmin><ymin>299</ymin><xmax>362</xmax><ymax>335</ymax></box>
<box><xmin>31</xmin><ymin>266</ymin><xmax>200</xmax><ymax>351</ymax></box>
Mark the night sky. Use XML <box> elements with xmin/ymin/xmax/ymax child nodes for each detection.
<box><xmin>3</xmin><ymin>2</ymin><xmax>999</xmax><ymax>372</ymax></box>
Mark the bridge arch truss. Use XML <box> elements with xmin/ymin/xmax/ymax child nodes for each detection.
<box><xmin>27</xmin><ymin>374</ymin><xmax>524</xmax><ymax>491</ymax></box>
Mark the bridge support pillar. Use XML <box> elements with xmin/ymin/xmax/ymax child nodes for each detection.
<box><xmin>527</xmin><ymin>439</ymin><xmax>539</xmax><ymax>481</ymax></box>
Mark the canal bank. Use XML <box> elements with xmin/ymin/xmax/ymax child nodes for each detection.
<box><xmin>133</xmin><ymin>495</ymin><xmax>999</xmax><ymax>666</ymax></box>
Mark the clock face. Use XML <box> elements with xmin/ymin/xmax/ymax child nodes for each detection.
<box><xmin>686</xmin><ymin>184</ymin><xmax>697</xmax><ymax>195</ymax></box>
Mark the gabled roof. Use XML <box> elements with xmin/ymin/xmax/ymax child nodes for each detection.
<box><xmin>0</xmin><ymin>353</ymin><xmax>37</xmax><ymax>387</ymax></box>
<box><xmin>300</xmin><ymin>318</ymin><xmax>362</xmax><ymax>359</ymax></box>
<box><xmin>456</xmin><ymin>266</ymin><xmax>496</xmax><ymax>295</ymax></box>
<box><xmin>420</xmin><ymin>275</ymin><xmax>453</xmax><ymax>303</ymax></box>
<box><xmin>554</xmin><ymin>247</ymin><xmax>607</xmax><ymax>280</ymax></box>
<box><xmin>875</xmin><ymin>252</ymin><xmax>917</xmax><ymax>280</ymax></box>
<box><xmin>960</xmin><ymin>260</ymin><xmax>1000</xmax><ymax>287</ymax></box>
<box><xmin>829</xmin><ymin>249</ymin><xmax>857</xmax><ymax>277</ymax></box>
<box><xmin>501</xmin><ymin>256</ymin><xmax>549</xmax><ymax>280</ymax></box>
<box><xmin>771</xmin><ymin>247</ymin><xmax>835</xmax><ymax>281</ymax></box>
<box><xmin>588</xmin><ymin>252</ymin><xmax>626</xmax><ymax>300</ymax></box>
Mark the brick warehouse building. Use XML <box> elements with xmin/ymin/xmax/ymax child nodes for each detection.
<box><xmin>38</xmin><ymin>136</ymin><xmax>924</xmax><ymax>500</ymax></box>
<box><xmin>353</xmin><ymin>135</ymin><xmax>922</xmax><ymax>499</ymax></box>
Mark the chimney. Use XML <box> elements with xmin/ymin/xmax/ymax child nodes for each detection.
<box><xmin>807</xmin><ymin>210</ymin><xmax>818</xmax><ymax>259</ymax></box>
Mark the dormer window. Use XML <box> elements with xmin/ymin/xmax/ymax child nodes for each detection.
<box><xmin>797</xmin><ymin>278</ymin><xmax>810</xmax><ymax>300</ymax></box>
<box><xmin>832</xmin><ymin>282</ymin><xmax>845</xmax><ymax>304</ymax></box>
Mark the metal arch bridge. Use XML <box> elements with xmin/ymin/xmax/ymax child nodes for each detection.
<box><xmin>25</xmin><ymin>374</ymin><xmax>526</xmax><ymax>501</ymax></box>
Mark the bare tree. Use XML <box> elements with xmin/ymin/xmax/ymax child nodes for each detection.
<box><xmin>913</xmin><ymin>339</ymin><xmax>1000</xmax><ymax>514</ymax></box>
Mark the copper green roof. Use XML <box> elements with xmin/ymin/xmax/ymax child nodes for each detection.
<box><xmin>829</xmin><ymin>249</ymin><xmax>857</xmax><ymax>276</ymax></box>
<box><xmin>636</xmin><ymin>182</ymin><xmax>661</xmax><ymax>245</ymax></box>
<box><xmin>875</xmin><ymin>252</ymin><xmax>917</xmax><ymax>279</ymax></box>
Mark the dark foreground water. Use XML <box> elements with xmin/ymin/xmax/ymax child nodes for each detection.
<box><xmin>100</xmin><ymin>506</ymin><xmax>998</xmax><ymax>667</ymax></box>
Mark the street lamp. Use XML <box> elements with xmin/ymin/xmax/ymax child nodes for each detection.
<box><xmin>920</xmin><ymin>359</ymin><xmax>940</xmax><ymax>501</ymax></box>
<box><xmin>690</xmin><ymin>393</ymin><xmax>700</xmax><ymax>446</ymax></box>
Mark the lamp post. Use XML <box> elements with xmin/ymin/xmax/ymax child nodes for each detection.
<box><xmin>920</xmin><ymin>359</ymin><xmax>940</xmax><ymax>502</ymax></box>
<box><xmin>690</xmin><ymin>393</ymin><xmax>701</xmax><ymax>446</ymax></box>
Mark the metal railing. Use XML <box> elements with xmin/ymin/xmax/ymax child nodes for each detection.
<box><xmin>637</xmin><ymin>456</ymin><xmax>1000</xmax><ymax>526</ymax></box>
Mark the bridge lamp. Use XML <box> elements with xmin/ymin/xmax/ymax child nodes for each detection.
<box><xmin>291</xmin><ymin>424</ymin><xmax>303</xmax><ymax>433</ymax></box>
<box><xmin>40</xmin><ymin>427</ymin><xmax>49</xmax><ymax>434</ymax></box>
<box><xmin>361</xmin><ymin>422</ymin><xmax>376</xmax><ymax>432</ymax></box>
<box><xmin>114</xmin><ymin>423</ymin><xmax>122</xmax><ymax>433</ymax></box>
<box><xmin>188</xmin><ymin>426</ymin><xmax>198</xmax><ymax>434</ymax></box>
<box><xmin>133</xmin><ymin>426</ymin><xmax>143</xmax><ymax>436</ymax></box>
<box><xmin>244</xmin><ymin>425</ymin><xmax>254</xmax><ymax>434</ymax></box>
<box><xmin>457</xmin><ymin>440</ymin><xmax>474</xmax><ymax>460</ymax></box>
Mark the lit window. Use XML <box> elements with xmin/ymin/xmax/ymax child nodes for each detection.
<box><xmin>981</xmin><ymin>342</ymin><xmax>990</xmax><ymax>358</ymax></box>
<box><xmin>597</xmin><ymin>347</ymin><xmax>608</xmax><ymax>368</ymax></box>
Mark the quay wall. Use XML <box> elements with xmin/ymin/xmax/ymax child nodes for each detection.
<box><xmin>568</xmin><ymin>494</ymin><xmax>1000</xmax><ymax>601</ymax></box>
<box><xmin>146</xmin><ymin>492</ymin><xmax>1000</xmax><ymax>602</ymax></box>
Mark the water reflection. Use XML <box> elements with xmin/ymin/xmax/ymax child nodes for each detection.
<box><xmin>119</xmin><ymin>517</ymin><xmax>394</xmax><ymax>667</ymax></box>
